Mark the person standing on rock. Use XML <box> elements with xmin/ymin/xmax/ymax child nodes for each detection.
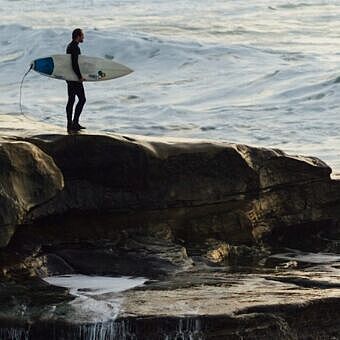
<box><xmin>66</xmin><ymin>28</ymin><xmax>86</xmax><ymax>133</ymax></box>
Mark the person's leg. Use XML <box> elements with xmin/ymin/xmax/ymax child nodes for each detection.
<box><xmin>73</xmin><ymin>83</ymin><xmax>86</xmax><ymax>127</ymax></box>
<box><xmin>66</xmin><ymin>82</ymin><xmax>76</xmax><ymax>130</ymax></box>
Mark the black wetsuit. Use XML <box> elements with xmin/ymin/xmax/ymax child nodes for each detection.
<box><xmin>66</xmin><ymin>40</ymin><xmax>86</xmax><ymax>127</ymax></box>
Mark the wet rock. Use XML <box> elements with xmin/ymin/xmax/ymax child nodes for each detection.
<box><xmin>2</xmin><ymin>263</ymin><xmax>340</xmax><ymax>339</ymax></box>
<box><xmin>1</xmin><ymin>115</ymin><xmax>340</xmax><ymax>339</ymax></box>
<box><xmin>53</xmin><ymin>237</ymin><xmax>192</xmax><ymax>278</ymax></box>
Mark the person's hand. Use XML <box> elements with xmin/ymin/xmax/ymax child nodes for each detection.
<box><xmin>79</xmin><ymin>77</ymin><xmax>85</xmax><ymax>82</ymax></box>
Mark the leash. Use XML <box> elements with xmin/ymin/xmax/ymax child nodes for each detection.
<box><xmin>19</xmin><ymin>63</ymin><xmax>33</xmax><ymax>120</ymax></box>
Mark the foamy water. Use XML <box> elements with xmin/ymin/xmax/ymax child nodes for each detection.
<box><xmin>44</xmin><ymin>274</ymin><xmax>146</xmax><ymax>296</ymax></box>
<box><xmin>271</xmin><ymin>251</ymin><xmax>340</xmax><ymax>264</ymax></box>
<box><xmin>1</xmin><ymin>1</ymin><xmax>340</xmax><ymax>169</ymax></box>
<box><xmin>44</xmin><ymin>275</ymin><xmax>146</xmax><ymax>322</ymax></box>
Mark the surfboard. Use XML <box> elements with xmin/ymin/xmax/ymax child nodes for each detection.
<box><xmin>31</xmin><ymin>55</ymin><xmax>133</xmax><ymax>82</ymax></box>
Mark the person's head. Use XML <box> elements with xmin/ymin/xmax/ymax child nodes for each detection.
<box><xmin>72</xmin><ymin>28</ymin><xmax>84</xmax><ymax>43</ymax></box>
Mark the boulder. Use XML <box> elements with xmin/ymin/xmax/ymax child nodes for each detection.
<box><xmin>0</xmin><ymin>141</ymin><xmax>63</xmax><ymax>247</ymax></box>
<box><xmin>18</xmin><ymin>132</ymin><xmax>339</xmax><ymax>250</ymax></box>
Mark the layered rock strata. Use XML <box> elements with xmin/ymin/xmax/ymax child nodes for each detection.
<box><xmin>1</xmin><ymin>127</ymin><xmax>339</xmax><ymax>250</ymax></box>
<box><xmin>1</xmin><ymin>115</ymin><xmax>340</xmax><ymax>339</ymax></box>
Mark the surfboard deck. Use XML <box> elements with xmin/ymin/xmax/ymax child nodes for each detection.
<box><xmin>31</xmin><ymin>55</ymin><xmax>133</xmax><ymax>82</ymax></box>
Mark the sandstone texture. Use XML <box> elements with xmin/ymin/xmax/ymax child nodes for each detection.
<box><xmin>0</xmin><ymin>139</ymin><xmax>63</xmax><ymax>247</ymax></box>
<box><xmin>0</xmin><ymin>115</ymin><xmax>339</xmax><ymax>253</ymax></box>
<box><xmin>1</xmin><ymin>114</ymin><xmax>340</xmax><ymax>339</ymax></box>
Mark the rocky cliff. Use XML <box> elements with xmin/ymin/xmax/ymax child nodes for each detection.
<box><xmin>1</xmin><ymin>115</ymin><xmax>340</xmax><ymax>339</ymax></box>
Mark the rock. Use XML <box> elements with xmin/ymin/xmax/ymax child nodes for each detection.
<box><xmin>0</xmin><ymin>114</ymin><xmax>339</xmax><ymax>268</ymax></box>
<box><xmin>0</xmin><ymin>115</ymin><xmax>337</xmax><ymax>247</ymax></box>
<box><xmin>13</xmin><ymin>130</ymin><xmax>338</xmax><ymax>251</ymax></box>
<box><xmin>203</xmin><ymin>239</ymin><xmax>269</xmax><ymax>265</ymax></box>
<box><xmin>0</xmin><ymin>140</ymin><xmax>63</xmax><ymax>247</ymax></box>
<box><xmin>1</xmin><ymin>115</ymin><xmax>340</xmax><ymax>339</ymax></box>
<box><xmin>1</xmin><ymin>263</ymin><xmax>340</xmax><ymax>339</ymax></box>
<box><xmin>235</xmin><ymin>144</ymin><xmax>331</xmax><ymax>188</ymax></box>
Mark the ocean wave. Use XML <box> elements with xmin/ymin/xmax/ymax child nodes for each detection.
<box><xmin>1</xmin><ymin>0</ymin><xmax>340</xmax><ymax>170</ymax></box>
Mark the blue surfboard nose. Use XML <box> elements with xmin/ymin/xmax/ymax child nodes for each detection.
<box><xmin>33</xmin><ymin>57</ymin><xmax>54</xmax><ymax>75</ymax></box>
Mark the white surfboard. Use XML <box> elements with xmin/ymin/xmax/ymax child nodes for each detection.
<box><xmin>31</xmin><ymin>54</ymin><xmax>133</xmax><ymax>82</ymax></box>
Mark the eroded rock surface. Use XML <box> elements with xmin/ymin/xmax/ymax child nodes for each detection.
<box><xmin>0</xmin><ymin>114</ymin><xmax>339</xmax><ymax>251</ymax></box>
<box><xmin>0</xmin><ymin>140</ymin><xmax>63</xmax><ymax>247</ymax></box>
<box><xmin>1</xmin><ymin>115</ymin><xmax>340</xmax><ymax>339</ymax></box>
<box><xmin>2</xmin><ymin>134</ymin><xmax>337</xmax><ymax>248</ymax></box>
<box><xmin>2</xmin><ymin>257</ymin><xmax>340</xmax><ymax>339</ymax></box>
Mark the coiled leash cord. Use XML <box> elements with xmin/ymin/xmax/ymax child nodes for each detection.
<box><xmin>19</xmin><ymin>64</ymin><xmax>33</xmax><ymax>120</ymax></box>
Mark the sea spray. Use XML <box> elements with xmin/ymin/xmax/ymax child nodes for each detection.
<box><xmin>2</xmin><ymin>1</ymin><xmax>340</xmax><ymax>169</ymax></box>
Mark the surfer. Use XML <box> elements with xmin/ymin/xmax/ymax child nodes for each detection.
<box><xmin>66</xmin><ymin>28</ymin><xmax>86</xmax><ymax>132</ymax></box>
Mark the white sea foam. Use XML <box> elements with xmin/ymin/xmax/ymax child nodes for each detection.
<box><xmin>271</xmin><ymin>251</ymin><xmax>340</xmax><ymax>264</ymax></box>
<box><xmin>44</xmin><ymin>274</ymin><xmax>146</xmax><ymax>296</ymax></box>
<box><xmin>43</xmin><ymin>274</ymin><xmax>146</xmax><ymax>323</ymax></box>
<box><xmin>1</xmin><ymin>1</ymin><xmax>340</xmax><ymax>169</ymax></box>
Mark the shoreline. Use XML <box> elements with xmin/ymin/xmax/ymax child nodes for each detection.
<box><xmin>1</xmin><ymin>113</ymin><xmax>340</xmax><ymax>338</ymax></box>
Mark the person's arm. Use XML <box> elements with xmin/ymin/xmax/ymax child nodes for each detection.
<box><xmin>70</xmin><ymin>45</ymin><xmax>83</xmax><ymax>80</ymax></box>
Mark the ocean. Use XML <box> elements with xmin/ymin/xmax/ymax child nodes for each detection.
<box><xmin>1</xmin><ymin>0</ymin><xmax>340</xmax><ymax>169</ymax></box>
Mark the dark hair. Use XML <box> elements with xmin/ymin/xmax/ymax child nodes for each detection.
<box><xmin>72</xmin><ymin>28</ymin><xmax>82</xmax><ymax>40</ymax></box>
